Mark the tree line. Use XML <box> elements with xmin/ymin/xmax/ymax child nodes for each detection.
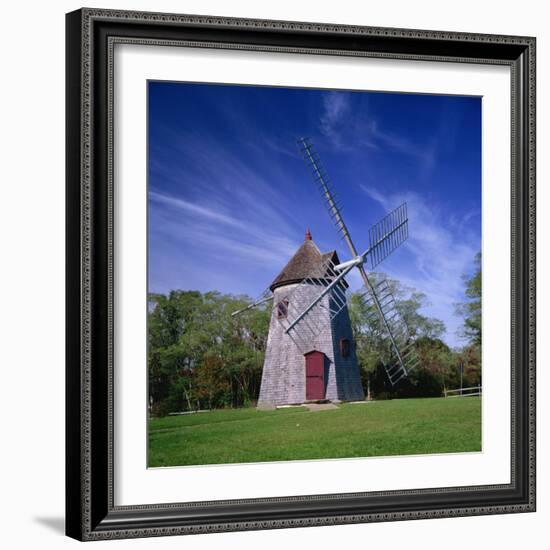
<box><xmin>148</xmin><ymin>291</ymin><xmax>270</xmax><ymax>416</ymax></box>
<box><xmin>148</xmin><ymin>253</ymin><xmax>481</xmax><ymax>415</ymax></box>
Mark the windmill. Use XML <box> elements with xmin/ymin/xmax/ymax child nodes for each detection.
<box><xmin>233</xmin><ymin>137</ymin><xmax>419</xmax><ymax>406</ymax></box>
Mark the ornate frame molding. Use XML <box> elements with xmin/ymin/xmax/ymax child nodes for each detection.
<box><xmin>66</xmin><ymin>8</ymin><xmax>536</xmax><ymax>541</ymax></box>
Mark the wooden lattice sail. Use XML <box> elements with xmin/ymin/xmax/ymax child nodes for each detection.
<box><xmin>296</xmin><ymin>137</ymin><xmax>419</xmax><ymax>384</ymax></box>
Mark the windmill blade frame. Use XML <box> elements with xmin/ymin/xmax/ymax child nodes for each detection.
<box><xmin>231</xmin><ymin>293</ymin><xmax>273</xmax><ymax>317</ymax></box>
<box><xmin>298</xmin><ymin>137</ymin><xmax>357</xmax><ymax>255</ymax></box>
<box><xmin>358</xmin><ymin>276</ymin><xmax>420</xmax><ymax>385</ymax></box>
<box><xmin>367</xmin><ymin>202</ymin><xmax>409</xmax><ymax>269</ymax></box>
<box><xmin>297</xmin><ymin>136</ymin><xmax>417</xmax><ymax>385</ymax></box>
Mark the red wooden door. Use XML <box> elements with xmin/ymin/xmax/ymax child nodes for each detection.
<box><xmin>305</xmin><ymin>351</ymin><xmax>325</xmax><ymax>401</ymax></box>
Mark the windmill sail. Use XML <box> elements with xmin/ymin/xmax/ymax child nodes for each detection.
<box><xmin>298</xmin><ymin>137</ymin><xmax>356</xmax><ymax>252</ymax></box>
<box><xmin>367</xmin><ymin>203</ymin><xmax>409</xmax><ymax>269</ymax></box>
<box><xmin>296</xmin><ymin>136</ymin><xmax>417</xmax><ymax>385</ymax></box>
<box><xmin>358</xmin><ymin>276</ymin><xmax>419</xmax><ymax>385</ymax></box>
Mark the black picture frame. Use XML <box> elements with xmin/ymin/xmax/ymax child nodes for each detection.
<box><xmin>66</xmin><ymin>8</ymin><xmax>536</xmax><ymax>541</ymax></box>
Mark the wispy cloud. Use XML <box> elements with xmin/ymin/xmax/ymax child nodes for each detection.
<box><xmin>366</xmin><ymin>121</ymin><xmax>437</xmax><ymax>171</ymax></box>
<box><xmin>151</xmin><ymin>208</ymin><xmax>297</xmax><ymax>268</ymax></box>
<box><xmin>149</xmin><ymin>187</ymin><xmax>302</xmax><ymax>275</ymax></box>
<box><xmin>319</xmin><ymin>93</ymin><xmax>437</xmax><ymax>175</ymax></box>
<box><xmin>149</xmin><ymin>190</ymin><xmax>248</xmax><ymax>231</ymax></box>
<box><xmin>320</xmin><ymin>92</ymin><xmax>352</xmax><ymax>146</ymax></box>
<box><xmin>148</xmin><ymin>131</ymin><xmax>307</xmax><ymax>297</ymax></box>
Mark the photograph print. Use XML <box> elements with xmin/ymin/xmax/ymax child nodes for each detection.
<box><xmin>147</xmin><ymin>81</ymin><xmax>482</xmax><ymax>468</ymax></box>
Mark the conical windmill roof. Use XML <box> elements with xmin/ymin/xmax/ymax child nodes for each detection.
<box><xmin>269</xmin><ymin>230</ymin><xmax>347</xmax><ymax>291</ymax></box>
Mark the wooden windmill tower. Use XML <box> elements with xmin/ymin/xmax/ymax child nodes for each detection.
<box><xmin>233</xmin><ymin>138</ymin><xmax>419</xmax><ymax>407</ymax></box>
<box><xmin>257</xmin><ymin>228</ymin><xmax>364</xmax><ymax>406</ymax></box>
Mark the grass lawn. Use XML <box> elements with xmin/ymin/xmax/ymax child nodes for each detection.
<box><xmin>148</xmin><ymin>397</ymin><xmax>481</xmax><ymax>467</ymax></box>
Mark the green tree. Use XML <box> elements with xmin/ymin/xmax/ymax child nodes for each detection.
<box><xmin>456</xmin><ymin>252</ymin><xmax>481</xmax><ymax>348</ymax></box>
<box><xmin>415</xmin><ymin>336</ymin><xmax>454</xmax><ymax>393</ymax></box>
<box><xmin>457</xmin><ymin>344</ymin><xmax>482</xmax><ymax>387</ymax></box>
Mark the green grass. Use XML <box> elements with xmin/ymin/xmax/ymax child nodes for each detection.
<box><xmin>148</xmin><ymin>397</ymin><xmax>481</xmax><ymax>467</ymax></box>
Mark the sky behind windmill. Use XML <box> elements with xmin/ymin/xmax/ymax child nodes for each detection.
<box><xmin>148</xmin><ymin>81</ymin><xmax>481</xmax><ymax>348</ymax></box>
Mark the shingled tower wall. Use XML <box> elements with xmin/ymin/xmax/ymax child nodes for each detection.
<box><xmin>257</xmin><ymin>232</ymin><xmax>365</xmax><ymax>407</ymax></box>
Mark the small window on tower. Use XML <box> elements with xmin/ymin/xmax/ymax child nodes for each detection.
<box><xmin>276</xmin><ymin>300</ymin><xmax>289</xmax><ymax>319</ymax></box>
<box><xmin>340</xmin><ymin>338</ymin><xmax>351</xmax><ymax>358</ymax></box>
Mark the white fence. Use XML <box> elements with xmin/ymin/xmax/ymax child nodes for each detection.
<box><xmin>444</xmin><ymin>386</ymin><xmax>482</xmax><ymax>398</ymax></box>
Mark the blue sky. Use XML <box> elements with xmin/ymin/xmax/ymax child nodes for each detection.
<box><xmin>148</xmin><ymin>81</ymin><xmax>481</xmax><ymax>348</ymax></box>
